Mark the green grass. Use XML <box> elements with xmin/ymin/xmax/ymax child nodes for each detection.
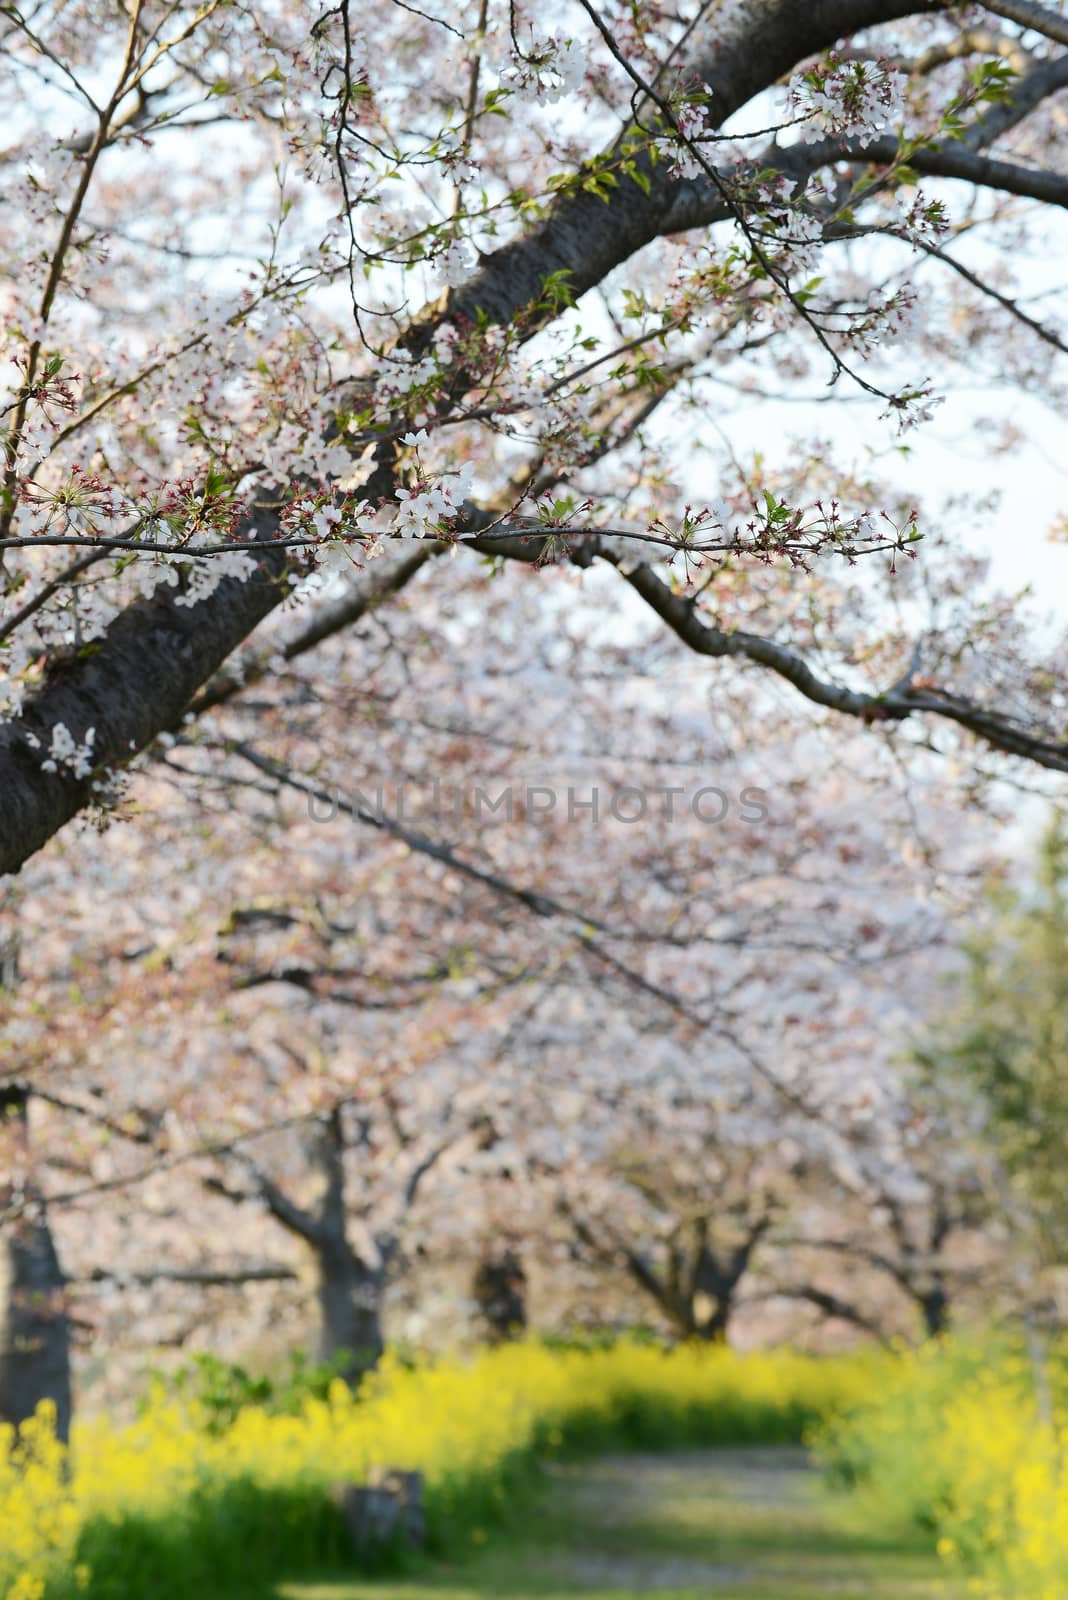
<box><xmin>277</xmin><ymin>1447</ymin><xmax>966</xmax><ymax>1600</ymax></box>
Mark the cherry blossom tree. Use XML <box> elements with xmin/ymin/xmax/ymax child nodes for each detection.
<box><xmin>766</xmin><ymin>1096</ymin><xmax>998</xmax><ymax>1340</ymax></box>
<box><xmin>544</xmin><ymin>1045</ymin><xmax>999</xmax><ymax>1344</ymax></box>
<box><xmin>562</xmin><ymin>1119</ymin><xmax>799</xmax><ymax>1342</ymax></box>
<box><xmin>1</xmin><ymin>0</ymin><xmax>1067</xmax><ymax>880</ymax></box>
<box><xmin>201</xmin><ymin>1100</ymin><xmax>477</xmax><ymax>1378</ymax></box>
<box><xmin>1</xmin><ymin>534</ymin><xmax>1006</xmax><ymax>1423</ymax></box>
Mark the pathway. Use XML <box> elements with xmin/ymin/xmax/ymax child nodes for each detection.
<box><xmin>280</xmin><ymin>1447</ymin><xmax>966</xmax><ymax>1600</ymax></box>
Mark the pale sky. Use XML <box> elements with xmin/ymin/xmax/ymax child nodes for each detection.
<box><xmin>719</xmin><ymin>386</ymin><xmax>1068</xmax><ymax>606</ymax></box>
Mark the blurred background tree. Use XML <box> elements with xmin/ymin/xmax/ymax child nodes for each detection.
<box><xmin>915</xmin><ymin>810</ymin><xmax>1068</xmax><ymax>1275</ymax></box>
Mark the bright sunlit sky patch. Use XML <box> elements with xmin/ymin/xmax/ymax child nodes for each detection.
<box><xmin>703</xmin><ymin>386</ymin><xmax>1068</xmax><ymax>601</ymax></box>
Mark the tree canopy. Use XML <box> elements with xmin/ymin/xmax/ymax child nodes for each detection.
<box><xmin>915</xmin><ymin>812</ymin><xmax>1068</xmax><ymax>1261</ymax></box>
<box><xmin>1</xmin><ymin>0</ymin><xmax>1067</xmax><ymax>874</ymax></box>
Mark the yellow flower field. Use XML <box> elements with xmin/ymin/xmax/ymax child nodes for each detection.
<box><xmin>0</xmin><ymin>1341</ymin><xmax>878</xmax><ymax>1599</ymax></box>
<box><xmin>5</xmin><ymin>1336</ymin><xmax>1068</xmax><ymax>1599</ymax></box>
<box><xmin>816</xmin><ymin>1335</ymin><xmax>1068</xmax><ymax>1599</ymax></box>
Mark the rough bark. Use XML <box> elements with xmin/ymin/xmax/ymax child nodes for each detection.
<box><xmin>0</xmin><ymin>509</ymin><xmax>291</xmax><ymax>875</ymax></box>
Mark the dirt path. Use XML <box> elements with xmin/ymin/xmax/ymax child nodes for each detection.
<box><xmin>531</xmin><ymin>1448</ymin><xmax>961</xmax><ymax>1598</ymax></box>
<box><xmin>282</xmin><ymin>1447</ymin><xmax>965</xmax><ymax>1600</ymax></box>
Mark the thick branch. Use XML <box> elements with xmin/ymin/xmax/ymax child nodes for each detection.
<box><xmin>0</xmin><ymin>501</ymin><xmax>293</xmax><ymax>876</ymax></box>
<box><xmin>727</xmin><ymin>1213</ymin><xmax>776</xmax><ymax>1285</ymax></box>
<box><xmin>612</xmin><ymin>558</ymin><xmax>1068</xmax><ymax>772</ymax></box>
<box><xmin>243</xmin><ymin>1165</ymin><xmax>326</xmax><ymax>1247</ymax></box>
<box><xmin>413</xmin><ymin>2</ymin><xmax>945</xmax><ymax>344</ymax></box>
<box><xmin>316</xmin><ymin>1106</ymin><xmax>347</xmax><ymax>1243</ymax></box>
<box><xmin>663</xmin><ymin>50</ymin><xmax>1068</xmax><ymax>233</ymax></box>
<box><xmin>457</xmin><ymin>528</ymin><xmax>1068</xmax><ymax>770</ymax></box>
<box><xmin>757</xmin><ymin>1285</ymin><xmax>891</xmax><ymax>1341</ymax></box>
<box><xmin>981</xmin><ymin>0</ymin><xmax>1068</xmax><ymax>47</ymax></box>
<box><xmin>73</xmin><ymin>1263</ymin><xmax>298</xmax><ymax>1287</ymax></box>
<box><xmin>777</xmin><ymin>1233</ymin><xmax>922</xmax><ymax>1294</ymax></box>
<box><xmin>828</xmin><ymin>135</ymin><xmax>1068</xmax><ymax>208</ymax></box>
<box><xmin>566</xmin><ymin>1201</ymin><xmax>684</xmax><ymax>1320</ymax></box>
<box><xmin>402</xmin><ymin>1136</ymin><xmax>455</xmax><ymax>1213</ymax></box>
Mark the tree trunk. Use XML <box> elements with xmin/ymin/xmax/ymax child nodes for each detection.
<box><xmin>691</xmin><ymin>1297</ymin><xmax>730</xmax><ymax>1342</ymax></box>
<box><xmin>0</xmin><ymin>931</ymin><xmax>73</xmax><ymax>1446</ymax></box>
<box><xmin>472</xmin><ymin>1249</ymin><xmax>527</xmax><ymax>1342</ymax></box>
<box><xmin>0</xmin><ymin>1200</ymin><xmax>72</xmax><ymax>1445</ymax></box>
<box><xmin>314</xmin><ymin>1238</ymin><xmax>385</xmax><ymax>1382</ymax></box>
<box><xmin>918</xmin><ymin>1281</ymin><xmax>949</xmax><ymax>1339</ymax></box>
<box><xmin>689</xmin><ymin>1229</ymin><xmax>746</xmax><ymax>1344</ymax></box>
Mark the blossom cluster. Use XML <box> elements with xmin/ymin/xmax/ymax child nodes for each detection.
<box><xmin>883</xmin><ymin>383</ymin><xmax>943</xmax><ymax>434</ymax></box>
<box><xmin>504</xmin><ymin>33</ymin><xmax>586</xmax><ymax>104</ymax></box>
<box><xmin>24</xmin><ymin>721</ymin><xmax>95</xmax><ymax>779</ymax></box>
<box><xmin>658</xmin><ymin>96</ymin><xmax>713</xmax><ymax>180</ymax></box>
<box><xmin>791</xmin><ymin>55</ymin><xmax>907</xmax><ymax>146</ymax></box>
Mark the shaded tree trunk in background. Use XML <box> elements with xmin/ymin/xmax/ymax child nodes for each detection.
<box><xmin>918</xmin><ymin>1282</ymin><xmax>949</xmax><ymax>1338</ymax></box>
<box><xmin>681</xmin><ymin>1218</ymin><xmax>771</xmax><ymax>1340</ymax></box>
<box><xmin>306</xmin><ymin>1106</ymin><xmax>387</xmax><ymax>1380</ymax></box>
<box><xmin>0</xmin><ymin>1187</ymin><xmax>73</xmax><ymax>1446</ymax></box>
<box><xmin>568</xmin><ymin>1206</ymin><xmax>772</xmax><ymax>1345</ymax></box>
<box><xmin>914</xmin><ymin>1195</ymin><xmax>953</xmax><ymax>1338</ymax></box>
<box><xmin>472</xmin><ymin>1249</ymin><xmax>527</xmax><ymax>1342</ymax></box>
<box><xmin>313</xmin><ymin>1234</ymin><xmax>386</xmax><ymax>1379</ymax></box>
<box><xmin>236</xmin><ymin>1107</ymin><xmax>388</xmax><ymax>1384</ymax></box>
<box><xmin>213</xmin><ymin>1099</ymin><xmax>458</xmax><ymax>1383</ymax></box>
<box><xmin>0</xmin><ymin>1059</ymin><xmax>72</xmax><ymax>1442</ymax></box>
<box><xmin>872</xmin><ymin>1189</ymin><xmax>957</xmax><ymax>1340</ymax></box>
